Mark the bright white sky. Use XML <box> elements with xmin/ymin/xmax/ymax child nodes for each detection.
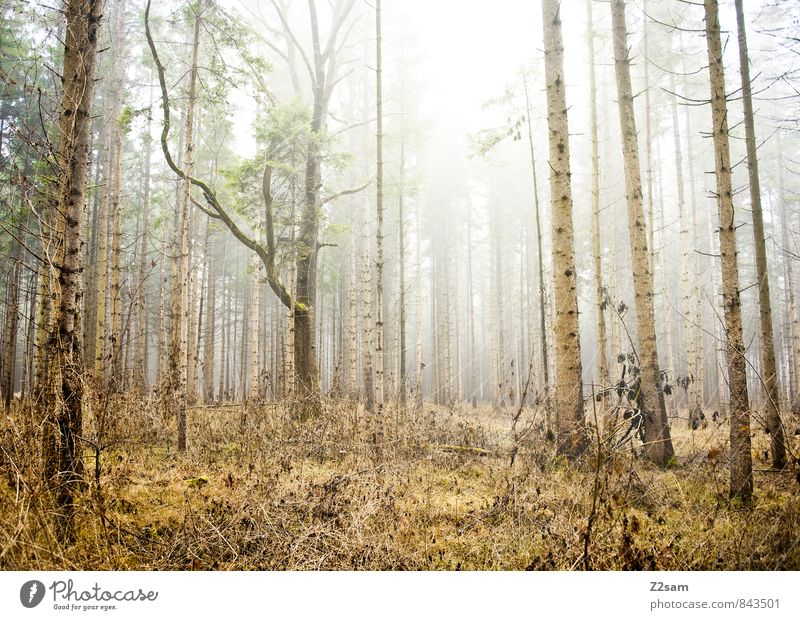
<box><xmin>398</xmin><ymin>0</ymin><xmax>547</xmax><ymax>128</ymax></box>
<box><xmin>224</xmin><ymin>0</ymin><xmax>771</xmax><ymax>163</ymax></box>
<box><xmin>226</xmin><ymin>0</ymin><xmax>592</xmax><ymax>157</ymax></box>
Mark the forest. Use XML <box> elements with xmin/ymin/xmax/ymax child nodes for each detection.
<box><xmin>1</xmin><ymin>0</ymin><xmax>799</xmax><ymax>571</ymax></box>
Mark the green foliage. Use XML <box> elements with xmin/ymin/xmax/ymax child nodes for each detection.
<box><xmin>257</xmin><ymin>97</ymin><xmax>313</xmax><ymax>155</ymax></box>
<box><xmin>117</xmin><ymin>105</ymin><xmax>135</xmax><ymax>134</ymax></box>
<box><xmin>324</xmin><ymin>222</ymin><xmax>353</xmax><ymax>241</ymax></box>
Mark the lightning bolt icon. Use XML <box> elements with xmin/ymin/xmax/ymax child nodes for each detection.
<box><xmin>28</xmin><ymin>582</ymin><xmax>38</xmax><ymax>604</ymax></box>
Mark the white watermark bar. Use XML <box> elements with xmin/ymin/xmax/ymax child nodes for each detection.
<box><xmin>1</xmin><ymin>571</ymin><xmax>797</xmax><ymax>619</ymax></box>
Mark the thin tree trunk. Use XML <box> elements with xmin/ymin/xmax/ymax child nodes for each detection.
<box><xmin>93</xmin><ymin>140</ymin><xmax>110</xmax><ymax>381</ymax></box>
<box><xmin>467</xmin><ymin>212</ymin><xmax>477</xmax><ymax>407</ymax></box>
<box><xmin>109</xmin><ymin>124</ymin><xmax>123</xmax><ymax>389</ymax></box>
<box><xmin>361</xmin><ymin>195</ymin><xmax>374</xmax><ymax>412</ymax></box>
<box><xmin>777</xmin><ymin>133</ymin><xmax>800</xmax><ymax>413</ymax></box>
<box><xmin>670</xmin><ymin>74</ymin><xmax>702</xmax><ymax>422</ymax></box>
<box><xmin>374</xmin><ymin>0</ymin><xmax>385</xmax><ymax>446</ymax></box>
<box><xmin>585</xmin><ymin>0</ymin><xmax>609</xmax><ymax>392</ymax></box>
<box><xmin>1</xmin><ymin>234</ymin><xmax>22</xmax><ymax>409</ymax></box>
<box><xmin>415</xmin><ymin>192</ymin><xmax>424</xmax><ymax>412</ymax></box>
<box><xmin>704</xmin><ymin>0</ymin><xmax>753</xmax><ymax>502</ymax></box>
<box><xmin>611</xmin><ymin>0</ymin><xmax>674</xmax><ymax>466</ymax></box>
<box><xmin>133</xmin><ymin>80</ymin><xmax>153</xmax><ymax>396</ymax></box>
<box><xmin>398</xmin><ymin>91</ymin><xmax>407</xmax><ymax>404</ymax></box>
<box><xmin>734</xmin><ymin>0</ymin><xmax>786</xmax><ymax>469</ymax></box>
<box><xmin>347</xmin><ymin>235</ymin><xmax>358</xmax><ymax>398</ymax></box>
<box><xmin>219</xmin><ymin>271</ymin><xmax>228</xmax><ymax>401</ymax></box>
<box><xmin>249</xmin><ymin>241</ymin><xmax>261</xmax><ymax>403</ymax></box>
<box><xmin>490</xmin><ymin>201</ymin><xmax>505</xmax><ymax>407</ymax></box>
<box><xmin>203</xmin><ymin>228</ymin><xmax>216</xmax><ymax>403</ymax></box>
<box><xmin>172</xmin><ymin>6</ymin><xmax>201</xmax><ymax>451</ymax></box>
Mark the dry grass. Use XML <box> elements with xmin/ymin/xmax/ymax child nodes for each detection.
<box><xmin>1</xmin><ymin>395</ymin><xmax>799</xmax><ymax>570</ymax></box>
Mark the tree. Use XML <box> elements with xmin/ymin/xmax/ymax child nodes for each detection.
<box><xmin>610</xmin><ymin>0</ymin><xmax>675</xmax><ymax>467</ymax></box>
<box><xmin>704</xmin><ymin>0</ymin><xmax>753</xmax><ymax>502</ymax></box>
<box><xmin>522</xmin><ymin>75</ymin><xmax>551</xmax><ymax>405</ymax></box>
<box><xmin>541</xmin><ymin>0</ymin><xmax>588</xmax><ymax>458</ymax></box>
<box><xmin>171</xmin><ymin>1</ymin><xmax>202</xmax><ymax>451</ymax></box>
<box><xmin>374</xmin><ymin>0</ymin><xmax>385</xmax><ymax>446</ymax></box>
<box><xmin>49</xmin><ymin>0</ymin><xmax>103</xmax><ymax>540</ymax></box>
<box><xmin>734</xmin><ymin>0</ymin><xmax>786</xmax><ymax>470</ymax></box>
<box><xmin>585</xmin><ymin>0</ymin><xmax>609</xmax><ymax>395</ymax></box>
<box><xmin>145</xmin><ymin>0</ymin><xmax>360</xmax><ymax>420</ymax></box>
<box><xmin>1</xmin><ymin>221</ymin><xmax>22</xmax><ymax>410</ymax></box>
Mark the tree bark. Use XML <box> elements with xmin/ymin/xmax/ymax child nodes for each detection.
<box><xmin>50</xmin><ymin>0</ymin><xmax>102</xmax><ymax>540</ymax></box>
<box><xmin>172</xmin><ymin>5</ymin><xmax>202</xmax><ymax>451</ymax></box>
<box><xmin>542</xmin><ymin>0</ymin><xmax>588</xmax><ymax>458</ymax></box>
<box><xmin>133</xmin><ymin>80</ymin><xmax>153</xmax><ymax>396</ymax></box>
<box><xmin>734</xmin><ymin>0</ymin><xmax>786</xmax><ymax>469</ymax></box>
<box><xmin>1</xmin><ymin>232</ymin><xmax>22</xmax><ymax>409</ymax></box>
<box><xmin>776</xmin><ymin>133</ymin><xmax>800</xmax><ymax>414</ymax></box>
<box><xmin>704</xmin><ymin>0</ymin><xmax>753</xmax><ymax>502</ymax></box>
<box><xmin>585</xmin><ymin>0</ymin><xmax>609</xmax><ymax>394</ymax></box>
<box><xmin>611</xmin><ymin>0</ymin><xmax>675</xmax><ymax>467</ymax></box>
<box><xmin>670</xmin><ymin>74</ymin><xmax>702</xmax><ymax>422</ymax></box>
<box><xmin>522</xmin><ymin>76</ymin><xmax>551</xmax><ymax>403</ymax></box>
<box><xmin>374</xmin><ymin>0</ymin><xmax>385</xmax><ymax>446</ymax></box>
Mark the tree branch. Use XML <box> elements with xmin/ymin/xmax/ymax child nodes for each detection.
<box><xmin>321</xmin><ymin>180</ymin><xmax>371</xmax><ymax>204</ymax></box>
<box><xmin>144</xmin><ymin>0</ymin><xmax>293</xmax><ymax>312</ymax></box>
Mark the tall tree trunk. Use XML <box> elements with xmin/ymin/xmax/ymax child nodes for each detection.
<box><xmin>642</xmin><ymin>0</ymin><xmax>656</xmax><ymax>281</ymax></box>
<box><xmin>133</xmin><ymin>80</ymin><xmax>153</xmax><ymax>396</ymax></box>
<box><xmin>777</xmin><ymin>133</ymin><xmax>800</xmax><ymax>414</ymax></box>
<box><xmin>542</xmin><ymin>0</ymin><xmax>588</xmax><ymax>458</ymax></box>
<box><xmin>490</xmin><ymin>199</ymin><xmax>506</xmax><ymax>407</ymax></box>
<box><xmin>347</xmin><ymin>236</ymin><xmax>358</xmax><ymax>398</ymax></box>
<box><xmin>109</xmin><ymin>126</ymin><xmax>123</xmax><ymax>388</ymax></box>
<box><xmin>466</xmin><ymin>211</ymin><xmax>477</xmax><ymax>407</ymax></box>
<box><xmin>171</xmin><ymin>6</ymin><xmax>201</xmax><ymax>451</ymax></box>
<box><xmin>82</xmin><ymin>135</ymin><xmax>101</xmax><ymax>370</ymax></box>
<box><xmin>374</xmin><ymin>0</ymin><xmax>385</xmax><ymax>446</ymax></box>
<box><xmin>523</xmin><ymin>77</ymin><xmax>551</xmax><ymax>405</ymax></box>
<box><xmin>22</xmin><ymin>267</ymin><xmax>38</xmax><ymax>400</ymax></box>
<box><xmin>1</xmin><ymin>233</ymin><xmax>22</xmax><ymax>409</ymax></box>
<box><xmin>219</xmin><ymin>271</ymin><xmax>228</xmax><ymax>401</ymax></box>
<box><xmin>93</xmin><ymin>142</ymin><xmax>110</xmax><ymax>381</ymax></box>
<box><xmin>203</xmin><ymin>228</ymin><xmax>216</xmax><ymax>403</ymax></box>
<box><xmin>734</xmin><ymin>0</ymin><xmax>786</xmax><ymax>469</ymax></box>
<box><xmin>670</xmin><ymin>74</ymin><xmax>702</xmax><ymax>422</ymax></box>
<box><xmin>585</xmin><ymin>0</ymin><xmax>609</xmax><ymax>392</ymax></box>
<box><xmin>414</xmin><ymin>193</ymin><xmax>424</xmax><ymax>412</ymax></box>
<box><xmin>704</xmin><ymin>0</ymin><xmax>753</xmax><ymax>502</ymax></box>
<box><xmin>398</xmin><ymin>80</ymin><xmax>407</xmax><ymax>404</ymax></box>
<box><xmin>50</xmin><ymin>0</ymin><xmax>102</xmax><ymax>540</ymax></box>
<box><xmin>361</xmin><ymin>195</ymin><xmax>375</xmax><ymax>412</ymax></box>
<box><xmin>107</xmin><ymin>0</ymin><xmax>126</xmax><ymax>390</ymax></box>
<box><xmin>611</xmin><ymin>0</ymin><xmax>675</xmax><ymax>466</ymax></box>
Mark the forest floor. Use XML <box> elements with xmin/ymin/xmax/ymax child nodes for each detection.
<box><xmin>1</xmin><ymin>396</ymin><xmax>799</xmax><ymax>570</ymax></box>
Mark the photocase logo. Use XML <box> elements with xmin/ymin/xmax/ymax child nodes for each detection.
<box><xmin>20</xmin><ymin>580</ymin><xmax>46</xmax><ymax>608</ymax></box>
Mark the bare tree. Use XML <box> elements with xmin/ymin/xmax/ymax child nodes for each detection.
<box><xmin>586</xmin><ymin>0</ymin><xmax>609</xmax><ymax>394</ymax></box>
<box><xmin>374</xmin><ymin>0</ymin><xmax>385</xmax><ymax>446</ymax></box>
<box><xmin>734</xmin><ymin>0</ymin><xmax>786</xmax><ymax>470</ymax></box>
<box><xmin>704</xmin><ymin>0</ymin><xmax>753</xmax><ymax>502</ymax></box>
<box><xmin>542</xmin><ymin>0</ymin><xmax>588</xmax><ymax>458</ymax></box>
<box><xmin>610</xmin><ymin>0</ymin><xmax>675</xmax><ymax>467</ymax></box>
<box><xmin>49</xmin><ymin>0</ymin><xmax>103</xmax><ymax>540</ymax></box>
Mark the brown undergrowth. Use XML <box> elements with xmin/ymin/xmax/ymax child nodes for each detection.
<box><xmin>1</xmin><ymin>395</ymin><xmax>798</xmax><ymax>570</ymax></box>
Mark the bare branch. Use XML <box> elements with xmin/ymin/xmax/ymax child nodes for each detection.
<box><xmin>321</xmin><ymin>180</ymin><xmax>371</xmax><ymax>204</ymax></box>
